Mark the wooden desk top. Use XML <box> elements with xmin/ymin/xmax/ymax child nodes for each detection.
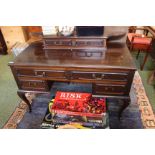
<box><xmin>9</xmin><ymin>42</ymin><xmax>136</xmax><ymax>70</ymax></box>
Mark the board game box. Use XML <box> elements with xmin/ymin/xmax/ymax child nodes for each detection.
<box><xmin>41</xmin><ymin>92</ymin><xmax>108</xmax><ymax>129</ymax></box>
<box><xmin>51</xmin><ymin>91</ymin><xmax>106</xmax><ymax>118</ymax></box>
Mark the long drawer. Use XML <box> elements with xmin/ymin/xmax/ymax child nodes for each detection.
<box><xmin>44</xmin><ymin>39</ymin><xmax>72</xmax><ymax>46</ymax></box>
<box><xmin>72</xmin><ymin>71</ymin><xmax>128</xmax><ymax>81</ymax></box>
<box><xmin>75</xmin><ymin>39</ymin><xmax>104</xmax><ymax>47</ymax></box>
<box><xmin>93</xmin><ymin>83</ymin><xmax>126</xmax><ymax>95</ymax></box>
<box><xmin>16</xmin><ymin>69</ymin><xmax>66</xmax><ymax>79</ymax></box>
<box><xmin>19</xmin><ymin>80</ymin><xmax>49</xmax><ymax>91</ymax></box>
<box><xmin>16</xmin><ymin>69</ymin><xmax>129</xmax><ymax>82</ymax></box>
<box><xmin>43</xmin><ymin>38</ymin><xmax>105</xmax><ymax>48</ymax></box>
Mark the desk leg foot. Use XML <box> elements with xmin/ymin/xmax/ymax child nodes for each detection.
<box><xmin>140</xmin><ymin>52</ymin><xmax>149</xmax><ymax>70</ymax></box>
<box><xmin>17</xmin><ymin>91</ymin><xmax>32</xmax><ymax>112</ymax></box>
<box><xmin>118</xmin><ymin>99</ymin><xmax>130</xmax><ymax>119</ymax></box>
<box><xmin>136</xmin><ymin>50</ymin><xmax>140</xmax><ymax>59</ymax></box>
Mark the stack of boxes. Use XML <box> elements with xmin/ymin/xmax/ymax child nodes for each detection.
<box><xmin>41</xmin><ymin>91</ymin><xmax>109</xmax><ymax>129</ymax></box>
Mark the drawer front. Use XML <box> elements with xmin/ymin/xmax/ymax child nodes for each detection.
<box><xmin>76</xmin><ymin>39</ymin><xmax>104</xmax><ymax>47</ymax></box>
<box><xmin>19</xmin><ymin>80</ymin><xmax>48</xmax><ymax>91</ymax></box>
<box><xmin>44</xmin><ymin>39</ymin><xmax>72</xmax><ymax>46</ymax></box>
<box><xmin>72</xmin><ymin>71</ymin><xmax>128</xmax><ymax>81</ymax></box>
<box><xmin>16</xmin><ymin>69</ymin><xmax>73</xmax><ymax>81</ymax></box>
<box><xmin>93</xmin><ymin>84</ymin><xmax>126</xmax><ymax>95</ymax></box>
<box><xmin>16</xmin><ymin>69</ymin><xmax>35</xmax><ymax>76</ymax></box>
<box><xmin>16</xmin><ymin>69</ymin><xmax>66</xmax><ymax>80</ymax></box>
<box><xmin>73</xmin><ymin>50</ymin><xmax>104</xmax><ymax>58</ymax></box>
<box><xmin>34</xmin><ymin>70</ymin><xmax>66</xmax><ymax>79</ymax></box>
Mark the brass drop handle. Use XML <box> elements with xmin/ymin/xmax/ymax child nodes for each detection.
<box><xmin>101</xmin><ymin>74</ymin><xmax>105</xmax><ymax>78</ymax></box>
<box><xmin>29</xmin><ymin>82</ymin><xmax>37</xmax><ymax>87</ymax></box>
<box><xmin>86</xmin><ymin>52</ymin><xmax>93</xmax><ymax>57</ymax></box>
<box><xmin>65</xmin><ymin>71</ymin><xmax>73</xmax><ymax>80</ymax></box>
<box><xmin>35</xmin><ymin>71</ymin><xmax>46</xmax><ymax>77</ymax></box>
<box><xmin>72</xmin><ymin>40</ymin><xmax>76</xmax><ymax>46</ymax></box>
<box><xmin>92</xmin><ymin>73</ymin><xmax>104</xmax><ymax>80</ymax></box>
<box><xmin>28</xmin><ymin>82</ymin><xmax>32</xmax><ymax>87</ymax></box>
<box><xmin>105</xmin><ymin>87</ymin><xmax>108</xmax><ymax>91</ymax></box>
<box><xmin>42</xmin><ymin>72</ymin><xmax>46</xmax><ymax>77</ymax></box>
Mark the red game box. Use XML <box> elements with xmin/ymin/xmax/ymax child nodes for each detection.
<box><xmin>51</xmin><ymin>91</ymin><xmax>106</xmax><ymax>118</ymax></box>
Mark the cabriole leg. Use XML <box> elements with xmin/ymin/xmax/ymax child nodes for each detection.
<box><xmin>118</xmin><ymin>98</ymin><xmax>130</xmax><ymax>119</ymax></box>
<box><xmin>17</xmin><ymin>91</ymin><xmax>32</xmax><ymax>112</ymax></box>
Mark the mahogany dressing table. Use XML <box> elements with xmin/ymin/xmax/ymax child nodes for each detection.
<box><xmin>9</xmin><ymin>27</ymin><xmax>136</xmax><ymax>119</ymax></box>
